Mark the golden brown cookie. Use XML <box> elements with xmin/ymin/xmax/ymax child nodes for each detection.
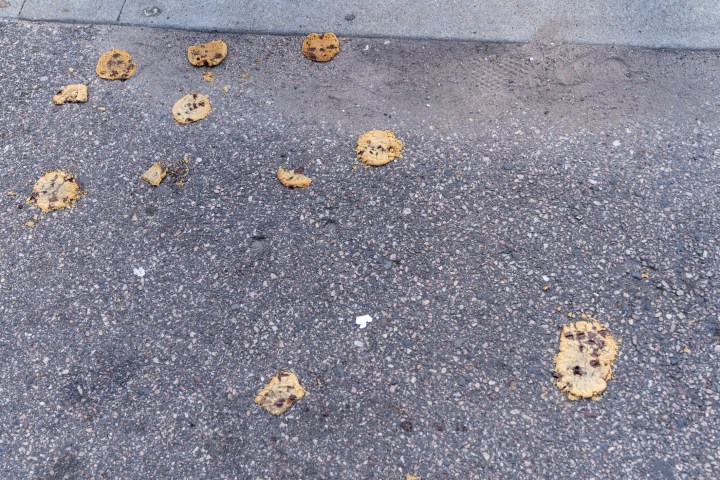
<box><xmin>277</xmin><ymin>167</ymin><xmax>312</xmax><ymax>188</ymax></box>
<box><xmin>96</xmin><ymin>49</ymin><xmax>137</xmax><ymax>81</ymax></box>
<box><xmin>188</xmin><ymin>40</ymin><xmax>228</xmax><ymax>67</ymax></box>
<box><xmin>406</xmin><ymin>475</ymin><xmax>422</xmax><ymax>480</ymax></box>
<box><xmin>52</xmin><ymin>84</ymin><xmax>88</xmax><ymax>105</ymax></box>
<box><xmin>555</xmin><ymin>320</ymin><xmax>619</xmax><ymax>400</ymax></box>
<box><xmin>355</xmin><ymin>130</ymin><xmax>404</xmax><ymax>166</ymax></box>
<box><xmin>27</xmin><ymin>170</ymin><xmax>82</xmax><ymax>213</ymax></box>
<box><xmin>140</xmin><ymin>163</ymin><xmax>167</xmax><ymax>186</ymax></box>
<box><xmin>301</xmin><ymin>33</ymin><xmax>340</xmax><ymax>62</ymax></box>
<box><xmin>172</xmin><ymin>93</ymin><xmax>211</xmax><ymax>124</ymax></box>
<box><xmin>255</xmin><ymin>371</ymin><xmax>306</xmax><ymax>415</ymax></box>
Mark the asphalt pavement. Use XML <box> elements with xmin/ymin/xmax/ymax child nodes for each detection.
<box><xmin>0</xmin><ymin>18</ymin><xmax>719</xmax><ymax>479</ymax></box>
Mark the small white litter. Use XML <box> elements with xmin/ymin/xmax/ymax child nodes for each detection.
<box><xmin>356</xmin><ymin>314</ymin><xmax>373</xmax><ymax>329</ymax></box>
<box><xmin>133</xmin><ymin>267</ymin><xmax>146</xmax><ymax>278</ymax></box>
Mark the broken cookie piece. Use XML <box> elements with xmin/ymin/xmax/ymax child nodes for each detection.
<box><xmin>277</xmin><ymin>167</ymin><xmax>312</xmax><ymax>188</ymax></box>
<box><xmin>96</xmin><ymin>49</ymin><xmax>137</xmax><ymax>81</ymax></box>
<box><xmin>140</xmin><ymin>162</ymin><xmax>167</xmax><ymax>186</ymax></box>
<box><xmin>188</xmin><ymin>40</ymin><xmax>228</xmax><ymax>67</ymax></box>
<box><xmin>52</xmin><ymin>84</ymin><xmax>88</xmax><ymax>105</ymax></box>
<box><xmin>301</xmin><ymin>33</ymin><xmax>340</xmax><ymax>62</ymax></box>
<box><xmin>172</xmin><ymin>93</ymin><xmax>211</xmax><ymax>124</ymax></box>
<box><xmin>27</xmin><ymin>170</ymin><xmax>82</xmax><ymax>213</ymax></box>
<box><xmin>356</xmin><ymin>130</ymin><xmax>404</xmax><ymax>166</ymax></box>
<box><xmin>255</xmin><ymin>371</ymin><xmax>306</xmax><ymax>415</ymax></box>
<box><xmin>555</xmin><ymin>320</ymin><xmax>619</xmax><ymax>400</ymax></box>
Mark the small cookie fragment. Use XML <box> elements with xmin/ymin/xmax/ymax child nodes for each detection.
<box><xmin>172</xmin><ymin>93</ymin><xmax>211</xmax><ymax>124</ymax></box>
<box><xmin>301</xmin><ymin>33</ymin><xmax>340</xmax><ymax>62</ymax></box>
<box><xmin>555</xmin><ymin>320</ymin><xmax>619</xmax><ymax>400</ymax></box>
<box><xmin>188</xmin><ymin>40</ymin><xmax>228</xmax><ymax>67</ymax></box>
<box><xmin>140</xmin><ymin>163</ymin><xmax>167</xmax><ymax>186</ymax></box>
<box><xmin>255</xmin><ymin>371</ymin><xmax>306</xmax><ymax>415</ymax></box>
<box><xmin>52</xmin><ymin>84</ymin><xmax>88</xmax><ymax>105</ymax></box>
<box><xmin>277</xmin><ymin>167</ymin><xmax>312</xmax><ymax>188</ymax></box>
<box><xmin>27</xmin><ymin>170</ymin><xmax>82</xmax><ymax>213</ymax></box>
<box><xmin>202</xmin><ymin>71</ymin><xmax>215</xmax><ymax>82</ymax></box>
<box><xmin>406</xmin><ymin>475</ymin><xmax>422</xmax><ymax>480</ymax></box>
<box><xmin>96</xmin><ymin>49</ymin><xmax>137</xmax><ymax>81</ymax></box>
<box><xmin>356</xmin><ymin>130</ymin><xmax>404</xmax><ymax>166</ymax></box>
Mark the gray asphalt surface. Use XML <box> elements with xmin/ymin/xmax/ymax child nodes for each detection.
<box><xmin>1</xmin><ymin>19</ymin><xmax>719</xmax><ymax>479</ymax></box>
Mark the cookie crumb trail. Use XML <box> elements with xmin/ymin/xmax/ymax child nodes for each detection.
<box><xmin>554</xmin><ymin>320</ymin><xmax>619</xmax><ymax>400</ymax></box>
<box><xmin>255</xmin><ymin>371</ymin><xmax>306</xmax><ymax>415</ymax></box>
<box><xmin>301</xmin><ymin>33</ymin><xmax>340</xmax><ymax>62</ymax></box>
<box><xmin>188</xmin><ymin>40</ymin><xmax>228</xmax><ymax>67</ymax></box>
<box><xmin>96</xmin><ymin>49</ymin><xmax>137</xmax><ymax>81</ymax></box>
<box><xmin>140</xmin><ymin>163</ymin><xmax>167</xmax><ymax>186</ymax></box>
<box><xmin>277</xmin><ymin>167</ymin><xmax>312</xmax><ymax>188</ymax></box>
<box><xmin>356</xmin><ymin>130</ymin><xmax>404</xmax><ymax>166</ymax></box>
<box><xmin>52</xmin><ymin>84</ymin><xmax>88</xmax><ymax>105</ymax></box>
<box><xmin>172</xmin><ymin>93</ymin><xmax>211</xmax><ymax>124</ymax></box>
<box><xmin>27</xmin><ymin>170</ymin><xmax>82</xmax><ymax>213</ymax></box>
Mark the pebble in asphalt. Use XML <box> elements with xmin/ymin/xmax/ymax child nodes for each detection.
<box><xmin>0</xmin><ymin>19</ymin><xmax>718</xmax><ymax>479</ymax></box>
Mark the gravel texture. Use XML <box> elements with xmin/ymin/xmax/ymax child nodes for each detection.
<box><xmin>0</xmin><ymin>20</ymin><xmax>719</xmax><ymax>479</ymax></box>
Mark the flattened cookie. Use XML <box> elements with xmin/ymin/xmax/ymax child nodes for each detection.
<box><xmin>356</xmin><ymin>130</ymin><xmax>404</xmax><ymax>166</ymax></box>
<box><xmin>172</xmin><ymin>93</ymin><xmax>211</xmax><ymax>124</ymax></box>
<box><xmin>555</xmin><ymin>320</ymin><xmax>619</xmax><ymax>400</ymax></box>
<box><xmin>52</xmin><ymin>84</ymin><xmax>88</xmax><ymax>105</ymax></box>
<box><xmin>140</xmin><ymin>163</ymin><xmax>167</xmax><ymax>186</ymax></box>
<box><xmin>277</xmin><ymin>167</ymin><xmax>312</xmax><ymax>188</ymax></box>
<box><xmin>27</xmin><ymin>170</ymin><xmax>82</xmax><ymax>213</ymax></box>
<box><xmin>96</xmin><ymin>49</ymin><xmax>137</xmax><ymax>81</ymax></box>
<box><xmin>188</xmin><ymin>40</ymin><xmax>228</xmax><ymax>67</ymax></box>
<box><xmin>301</xmin><ymin>33</ymin><xmax>340</xmax><ymax>62</ymax></box>
<box><xmin>255</xmin><ymin>371</ymin><xmax>306</xmax><ymax>415</ymax></box>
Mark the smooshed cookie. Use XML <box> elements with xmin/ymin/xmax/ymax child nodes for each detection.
<box><xmin>255</xmin><ymin>371</ymin><xmax>306</xmax><ymax>415</ymax></box>
<box><xmin>555</xmin><ymin>320</ymin><xmax>619</xmax><ymax>400</ymax></box>
<box><xmin>301</xmin><ymin>33</ymin><xmax>340</xmax><ymax>62</ymax></box>
<box><xmin>356</xmin><ymin>130</ymin><xmax>404</xmax><ymax>166</ymax></box>
<box><xmin>277</xmin><ymin>167</ymin><xmax>312</xmax><ymax>188</ymax></box>
<box><xmin>188</xmin><ymin>40</ymin><xmax>228</xmax><ymax>67</ymax></box>
<box><xmin>172</xmin><ymin>93</ymin><xmax>211</xmax><ymax>124</ymax></box>
<box><xmin>52</xmin><ymin>84</ymin><xmax>88</xmax><ymax>105</ymax></box>
<box><xmin>96</xmin><ymin>49</ymin><xmax>137</xmax><ymax>80</ymax></box>
<box><xmin>27</xmin><ymin>170</ymin><xmax>82</xmax><ymax>213</ymax></box>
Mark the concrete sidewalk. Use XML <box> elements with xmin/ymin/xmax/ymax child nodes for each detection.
<box><xmin>1</xmin><ymin>0</ymin><xmax>719</xmax><ymax>49</ymax></box>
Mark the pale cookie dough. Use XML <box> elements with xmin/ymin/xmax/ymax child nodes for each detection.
<box><xmin>277</xmin><ymin>167</ymin><xmax>312</xmax><ymax>188</ymax></box>
<box><xmin>96</xmin><ymin>49</ymin><xmax>137</xmax><ymax>81</ymax></box>
<box><xmin>188</xmin><ymin>40</ymin><xmax>228</xmax><ymax>67</ymax></box>
<box><xmin>255</xmin><ymin>371</ymin><xmax>306</xmax><ymax>415</ymax></box>
<box><xmin>301</xmin><ymin>33</ymin><xmax>340</xmax><ymax>62</ymax></box>
<box><xmin>356</xmin><ymin>130</ymin><xmax>404</xmax><ymax>166</ymax></box>
<box><xmin>52</xmin><ymin>84</ymin><xmax>88</xmax><ymax>105</ymax></box>
<box><xmin>555</xmin><ymin>320</ymin><xmax>619</xmax><ymax>400</ymax></box>
<box><xmin>27</xmin><ymin>170</ymin><xmax>82</xmax><ymax>213</ymax></box>
<box><xmin>140</xmin><ymin>163</ymin><xmax>167</xmax><ymax>186</ymax></box>
<box><xmin>172</xmin><ymin>93</ymin><xmax>211</xmax><ymax>124</ymax></box>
